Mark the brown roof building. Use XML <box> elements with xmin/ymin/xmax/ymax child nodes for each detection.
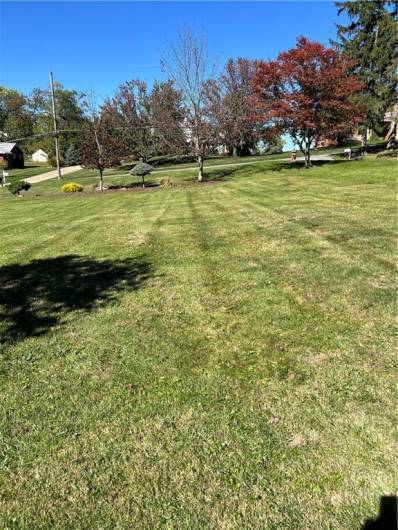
<box><xmin>0</xmin><ymin>143</ymin><xmax>24</xmax><ymax>169</ymax></box>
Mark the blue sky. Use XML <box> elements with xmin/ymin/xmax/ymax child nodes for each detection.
<box><xmin>0</xmin><ymin>1</ymin><xmax>346</xmax><ymax>150</ymax></box>
<box><xmin>1</xmin><ymin>1</ymin><xmax>345</xmax><ymax>97</ymax></box>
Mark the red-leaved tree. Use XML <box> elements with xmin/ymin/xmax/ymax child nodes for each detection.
<box><xmin>251</xmin><ymin>37</ymin><xmax>364</xmax><ymax>167</ymax></box>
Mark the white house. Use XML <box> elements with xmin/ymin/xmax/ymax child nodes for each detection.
<box><xmin>32</xmin><ymin>149</ymin><xmax>49</xmax><ymax>163</ymax></box>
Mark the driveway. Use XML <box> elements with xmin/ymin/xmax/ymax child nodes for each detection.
<box><xmin>24</xmin><ymin>165</ymin><xmax>82</xmax><ymax>184</ymax></box>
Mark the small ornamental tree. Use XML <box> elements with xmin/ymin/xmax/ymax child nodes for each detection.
<box><xmin>64</xmin><ymin>143</ymin><xmax>80</xmax><ymax>166</ymax></box>
<box><xmin>129</xmin><ymin>162</ymin><xmax>154</xmax><ymax>188</ymax></box>
<box><xmin>80</xmin><ymin>97</ymin><xmax>125</xmax><ymax>191</ymax></box>
<box><xmin>251</xmin><ymin>37</ymin><xmax>364</xmax><ymax>167</ymax></box>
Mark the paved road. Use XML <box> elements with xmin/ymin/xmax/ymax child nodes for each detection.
<box><xmin>24</xmin><ymin>165</ymin><xmax>82</xmax><ymax>184</ymax></box>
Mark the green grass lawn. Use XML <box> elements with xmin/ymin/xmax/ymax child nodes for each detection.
<box><xmin>118</xmin><ymin>144</ymin><xmax>350</xmax><ymax>172</ymax></box>
<box><xmin>0</xmin><ymin>158</ymin><xmax>396</xmax><ymax>528</ymax></box>
<box><xmin>4</xmin><ymin>161</ymin><xmax>53</xmax><ymax>183</ymax></box>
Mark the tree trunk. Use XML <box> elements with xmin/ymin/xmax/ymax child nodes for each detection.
<box><xmin>198</xmin><ymin>156</ymin><xmax>204</xmax><ymax>182</ymax></box>
<box><xmin>385</xmin><ymin>121</ymin><xmax>396</xmax><ymax>140</ymax></box>
<box><xmin>99</xmin><ymin>167</ymin><xmax>104</xmax><ymax>191</ymax></box>
<box><xmin>232</xmin><ymin>145</ymin><xmax>238</xmax><ymax>157</ymax></box>
<box><xmin>361</xmin><ymin>128</ymin><xmax>368</xmax><ymax>155</ymax></box>
<box><xmin>142</xmin><ymin>175</ymin><xmax>145</xmax><ymax>188</ymax></box>
<box><xmin>298</xmin><ymin>137</ymin><xmax>312</xmax><ymax>168</ymax></box>
<box><xmin>304</xmin><ymin>146</ymin><xmax>311</xmax><ymax>168</ymax></box>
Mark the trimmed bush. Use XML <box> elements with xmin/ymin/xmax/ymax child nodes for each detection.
<box><xmin>160</xmin><ymin>176</ymin><xmax>173</xmax><ymax>188</ymax></box>
<box><xmin>61</xmin><ymin>182</ymin><xmax>83</xmax><ymax>193</ymax></box>
<box><xmin>8</xmin><ymin>181</ymin><xmax>31</xmax><ymax>196</ymax></box>
<box><xmin>129</xmin><ymin>162</ymin><xmax>154</xmax><ymax>187</ymax></box>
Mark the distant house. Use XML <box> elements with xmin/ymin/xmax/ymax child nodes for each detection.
<box><xmin>316</xmin><ymin>105</ymin><xmax>398</xmax><ymax>148</ymax></box>
<box><xmin>381</xmin><ymin>104</ymin><xmax>397</xmax><ymax>140</ymax></box>
<box><xmin>32</xmin><ymin>149</ymin><xmax>49</xmax><ymax>163</ymax></box>
<box><xmin>0</xmin><ymin>143</ymin><xmax>24</xmax><ymax>169</ymax></box>
<box><xmin>315</xmin><ymin>136</ymin><xmax>339</xmax><ymax>148</ymax></box>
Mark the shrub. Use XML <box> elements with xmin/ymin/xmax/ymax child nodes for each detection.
<box><xmin>148</xmin><ymin>154</ymin><xmax>196</xmax><ymax>167</ymax></box>
<box><xmin>160</xmin><ymin>176</ymin><xmax>173</xmax><ymax>188</ymax></box>
<box><xmin>49</xmin><ymin>156</ymin><xmax>64</xmax><ymax>168</ymax></box>
<box><xmin>8</xmin><ymin>181</ymin><xmax>31</xmax><ymax>196</ymax></box>
<box><xmin>108</xmin><ymin>179</ymin><xmax>128</xmax><ymax>188</ymax></box>
<box><xmin>61</xmin><ymin>182</ymin><xmax>83</xmax><ymax>193</ymax></box>
<box><xmin>129</xmin><ymin>162</ymin><xmax>154</xmax><ymax>187</ymax></box>
<box><xmin>108</xmin><ymin>181</ymin><xmax>131</xmax><ymax>190</ymax></box>
<box><xmin>262</xmin><ymin>136</ymin><xmax>284</xmax><ymax>155</ymax></box>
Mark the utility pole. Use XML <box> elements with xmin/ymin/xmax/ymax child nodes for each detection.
<box><xmin>49</xmin><ymin>71</ymin><xmax>61</xmax><ymax>180</ymax></box>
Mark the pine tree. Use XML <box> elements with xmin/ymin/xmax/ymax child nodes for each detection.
<box><xmin>64</xmin><ymin>143</ymin><xmax>80</xmax><ymax>166</ymax></box>
<box><xmin>334</xmin><ymin>1</ymin><xmax>398</xmax><ymax>149</ymax></box>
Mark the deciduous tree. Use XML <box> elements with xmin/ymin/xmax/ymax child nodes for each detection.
<box><xmin>80</xmin><ymin>97</ymin><xmax>125</xmax><ymax>191</ymax></box>
<box><xmin>162</xmin><ymin>29</ymin><xmax>218</xmax><ymax>181</ymax></box>
<box><xmin>107</xmin><ymin>80</ymin><xmax>153</xmax><ymax>161</ymax></box>
<box><xmin>27</xmin><ymin>84</ymin><xmax>86</xmax><ymax>156</ymax></box>
<box><xmin>205</xmin><ymin>59</ymin><xmax>259</xmax><ymax>156</ymax></box>
<box><xmin>149</xmin><ymin>81</ymin><xmax>188</xmax><ymax>157</ymax></box>
<box><xmin>0</xmin><ymin>87</ymin><xmax>34</xmax><ymax>142</ymax></box>
<box><xmin>251</xmin><ymin>37</ymin><xmax>363</xmax><ymax>167</ymax></box>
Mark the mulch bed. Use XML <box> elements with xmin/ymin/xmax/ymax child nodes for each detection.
<box><xmin>92</xmin><ymin>179</ymin><xmax>226</xmax><ymax>194</ymax></box>
<box><xmin>30</xmin><ymin>179</ymin><xmax>226</xmax><ymax>200</ymax></box>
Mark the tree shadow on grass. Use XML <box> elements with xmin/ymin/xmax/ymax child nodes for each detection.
<box><xmin>204</xmin><ymin>158</ymin><xmax>355</xmax><ymax>181</ymax></box>
<box><xmin>206</xmin><ymin>166</ymin><xmax>251</xmax><ymax>181</ymax></box>
<box><xmin>108</xmin><ymin>180</ymin><xmax>159</xmax><ymax>190</ymax></box>
<box><xmin>265</xmin><ymin>158</ymin><xmax>358</xmax><ymax>172</ymax></box>
<box><xmin>362</xmin><ymin>495</ymin><xmax>397</xmax><ymax>529</ymax></box>
<box><xmin>0</xmin><ymin>254</ymin><xmax>152</xmax><ymax>343</ymax></box>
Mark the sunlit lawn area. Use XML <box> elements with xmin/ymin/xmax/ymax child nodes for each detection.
<box><xmin>4</xmin><ymin>161</ymin><xmax>53</xmax><ymax>183</ymax></box>
<box><xmin>3</xmin><ymin>144</ymin><xmax>346</xmax><ymax>186</ymax></box>
<box><xmin>0</xmin><ymin>158</ymin><xmax>396</xmax><ymax>528</ymax></box>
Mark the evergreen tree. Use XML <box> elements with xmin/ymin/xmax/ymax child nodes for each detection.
<box><xmin>64</xmin><ymin>143</ymin><xmax>80</xmax><ymax>166</ymax></box>
<box><xmin>334</xmin><ymin>1</ymin><xmax>398</xmax><ymax>149</ymax></box>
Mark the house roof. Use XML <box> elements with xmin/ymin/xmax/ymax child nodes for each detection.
<box><xmin>0</xmin><ymin>142</ymin><xmax>17</xmax><ymax>154</ymax></box>
<box><xmin>33</xmin><ymin>149</ymin><xmax>48</xmax><ymax>155</ymax></box>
